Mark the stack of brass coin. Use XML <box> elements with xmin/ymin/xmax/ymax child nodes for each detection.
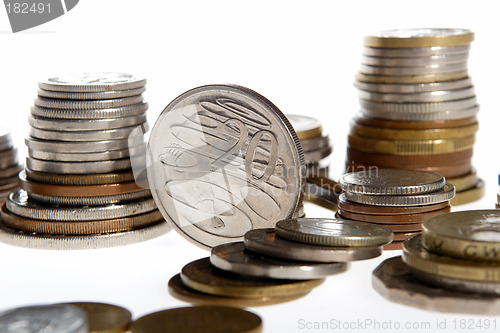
<box><xmin>0</xmin><ymin>73</ymin><xmax>170</xmax><ymax>249</ymax></box>
<box><xmin>168</xmin><ymin>217</ymin><xmax>392</xmax><ymax>306</ymax></box>
<box><xmin>338</xmin><ymin>170</ymin><xmax>455</xmax><ymax>250</ymax></box>
<box><xmin>0</xmin><ymin>130</ymin><xmax>22</xmax><ymax>204</ymax></box>
<box><xmin>348</xmin><ymin>28</ymin><xmax>483</xmax><ymax>205</ymax></box>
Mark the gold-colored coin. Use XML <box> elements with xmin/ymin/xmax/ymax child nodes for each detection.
<box><xmin>446</xmin><ymin>171</ymin><xmax>478</xmax><ymax>192</ymax></box>
<box><xmin>422</xmin><ymin>209</ymin><xmax>500</xmax><ymax>261</ymax></box>
<box><xmin>62</xmin><ymin>302</ymin><xmax>131</xmax><ymax>333</ymax></box>
<box><xmin>355</xmin><ymin>71</ymin><xmax>468</xmax><ymax>84</ymax></box>
<box><xmin>364</xmin><ymin>28</ymin><xmax>474</xmax><ymax>48</ymax></box>
<box><xmin>130</xmin><ymin>306</ymin><xmax>262</xmax><ymax>333</ymax></box>
<box><xmin>25</xmin><ymin>168</ymin><xmax>136</xmax><ymax>186</ymax></box>
<box><xmin>350</xmin><ymin>122</ymin><xmax>478</xmax><ymax>141</ymax></box>
<box><xmin>180</xmin><ymin>258</ymin><xmax>323</xmax><ymax>298</ymax></box>
<box><xmin>168</xmin><ymin>274</ymin><xmax>309</xmax><ymax>307</ymax></box>
<box><xmin>287</xmin><ymin>114</ymin><xmax>323</xmax><ymax>140</ymax></box>
<box><xmin>450</xmin><ymin>179</ymin><xmax>485</xmax><ymax>206</ymax></box>
<box><xmin>348</xmin><ymin>134</ymin><xmax>475</xmax><ymax>155</ymax></box>
<box><xmin>403</xmin><ymin>235</ymin><xmax>500</xmax><ymax>282</ymax></box>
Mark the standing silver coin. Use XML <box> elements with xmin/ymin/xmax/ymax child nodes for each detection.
<box><xmin>147</xmin><ymin>85</ymin><xmax>306</xmax><ymax>249</ymax></box>
<box><xmin>0</xmin><ymin>304</ymin><xmax>88</xmax><ymax>333</ymax></box>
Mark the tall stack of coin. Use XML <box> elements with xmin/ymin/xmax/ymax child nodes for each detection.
<box><xmin>0</xmin><ymin>130</ymin><xmax>22</xmax><ymax>204</ymax></box>
<box><xmin>338</xmin><ymin>170</ymin><xmax>455</xmax><ymax>250</ymax></box>
<box><xmin>0</xmin><ymin>73</ymin><xmax>170</xmax><ymax>249</ymax></box>
<box><xmin>347</xmin><ymin>28</ymin><xmax>483</xmax><ymax>205</ymax></box>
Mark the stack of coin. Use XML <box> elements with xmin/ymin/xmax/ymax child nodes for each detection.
<box><xmin>0</xmin><ymin>130</ymin><xmax>22</xmax><ymax>204</ymax></box>
<box><xmin>338</xmin><ymin>170</ymin><xmax>455</xmax><ymax>250</ymax></box>
<box><xmin>347</xmin><ymin>28</ymin><xmax>483</xmax><ymax>205</ymax></box>
<box><xmin>169</xmin><ymin>217</ymin><xmax>392</xmax><ymax>306</ymax></box>
<box><xmin>0</xmin><ymin>73</ymin><xmax>170</xmax><ymax>249</ymax></box>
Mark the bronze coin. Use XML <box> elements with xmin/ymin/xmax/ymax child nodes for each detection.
<box><xmin>354</xmin><ymin>115</ymin><xmax>477</xmax><ymax>129</ymax></box>
<box><xmin>379</xmin><ymin>223</ymin><xmax>422</xmax><ymax>232</ymax></box>
<box><xmin>384</xmin><ymin>241</ymin><xmax>404</xmax><ymax>250</ymax></box>
<box><xmin>344</xmin><ymin>161</ymin><xmax>472</xmax><ymax>178</ymax></box>
<box><xmin>393</xmin><ymin>232</ymin><xmax>420</xmax><ymax>242</ymax></box>
<box><xmin>338</xmin><ymin>206</ymin><xmax>450</xmax><ymax>224</ymax></box>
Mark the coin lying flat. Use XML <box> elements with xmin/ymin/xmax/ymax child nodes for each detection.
<box><xmin>29</xmin><ymin>114</ymin><xmax>147</xmax><ymax>132</ymax></box>
<box><xmin>210</xmin><ymin>242</ymin><xmax>349</xmax><ymax>279</ymax></box>
<box><xmin>37</xmin><ymin>86</ymin><xmax>146</xmax><ymax>100</ymax></box>
<box><xmin>354</xmin><ymin>114</ymin><xmax>477</xmax><ymax>130</ymax></box>
<box><xmin>29</xmin><ymin>190</ymin><xmax>152</xmax><ymax>206</ymax></box>
<box><xmin>31</xmin><ymin>102</ymin><xmax>149</xmax><ymax>120</ymax></box>
<box><xmin>287</xmin><ymin>114</ymin><xmax>323</xmax><ymax>140</ymax></box>
<box><xmin>130</xmin><ymin>306</ymin><xmax>262</xmax><ymax>333</ymax></box>
<box><xmin>180</xmin><ymin>258</ymin><xmax>323</xmax><ymax>298</ymax></box>
<box><xmin>338</xmin><ymin>206</ymin><xmax>450</xmax><ymax>224</ymax></box>
<box><xmin>445</xmin><ymin>171</ymin><xmax>477</xmax><ymax>192</ymax></box>
<box><xmin>25</xmin><ymin>137</ymin><xmax>137</xmax><ymax>153</ymax></box>
<box><xmin>362</xmin><ymin>44</ymin><xmax>470</xmax><ymax>57</ymax></box>
<box><xmin>359</xmin><ymin>62</ymin><xmax>468</xmax><ymax>76</ymax></box>
<box><xmin>354</xmin><ymin>77</ymin><xmax>473</xmax><ymax>94</ymax></box>
<box><xmin>25</xmin><ymin>169</ymin><xmax>136</xmax><ymax>186</ymax></box>
<box><xmin>361</xmin><ymin>53</ymin><xmax>468</xmax><ymax>67</ymax></box>
<box><xmin>364</xmin><ymin>28</ymin><xmax>474</xmax><ymax>48</ymax></box>
<box><xmin>63</xmin><ymin>302</ymin><xmax>131</xmax><ymax>333</ymax></box>
<box><xmin>275</xmin><ymin>217</ymin><xmax>393</xmax><ymax>247</ymax></box>
<box><xmin>147</xmin><ymin>84</ymin><xmax>306</xmax><ymax>249</ymax></box>
<box><xmin>29</xmin><ymin>125</ymin><xmax>147</xmax><ymax>142</ymax></box>
<box><xmin>359</xmin><ymin>105</ymin><xmax>479</xmax><ymax>122</ymax></box>
<box><xmin>38</xmin><ymin>73</ymin><xmax>146</xmax><ymax>92</ymax></box>
<box><xmin>0</xmin><ymin>304</ymin><xmax>88</xmax><ymax>333</ymax></box>
<box><xmin>450</xmin><ymin>179</ymin><xmax>485</xmax><ymax>206</ymax></box>
<box><xmin>244</xmin><ymin>228</ymin><xmax>382</xmax><ymax>262</ymax></box>
<box><xmin>422</xmin><ymin>210</ymin><xmax>500</xmax><ymax>261</ymax></box>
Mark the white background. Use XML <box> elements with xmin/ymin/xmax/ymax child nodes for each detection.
<box><xmin>1</xmin><ymin>1</ymin><xmax>499</xmax><ymax>332</ymax></box>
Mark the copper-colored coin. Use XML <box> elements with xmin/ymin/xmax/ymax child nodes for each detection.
<box><xmin>355</xmin><ymin>71</ymin><xmax>468</xmax><ymax>84</ymax></box>
<box><xmin>19</xmin><ymin>170</ymin><xmax>143</xmax><ymax>197</ymax></box>
<box><xmin>377</xmin><ymin>223</ymin><xmax>422</xmax><ymax>233</ymax></box>
<box><xmin>354</xmin><ymin>115</ymin><xmax>477</xmax><ymax>130</ymax></box>
<box><xmin>344</xmin><ymin>161</ymin><xmax>472</xmax><ymax>178</ymax></box>
<box><xmin>25</xmin><ymin>168</ymin><xmax>136</xmax><ymax>186</ymax></box>
<box><xmin>384</xmin><ymin>241</ymin><xmax>404</xmax><ymax>250</ymax></box>
<box><xmin>346</xmin><ymin>147</ymin><xmax>472</xmax><ymax>168</ymax></box>
<box><xmin>168</xmin><ymin>274</ymin><xmax>309</xmax><ymax>307</ymax></box>
<box><xmin>393</xmin><ymin>232</ymin><xmax>420</xmax><ymax>242</ymax></box>
<box><xmin>0</xmin><ymin>205</ymin><xmax>163</xmax><ymax>235</ymax></box>
<box><xmin>338</xmin><ymin>206</ymin><xmax>450</xmax><ymax>224</ymax></box>
<box><xmin>62</xmin><ymin>302</ymin><xmax>132</xmax><ymax>333</ymax></box>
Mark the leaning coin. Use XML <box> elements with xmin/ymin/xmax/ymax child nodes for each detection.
<box><xmin>180</xmin><ymin>258</ymin><xmax>323</xmax><ymax>298</ymax></box>
<box><xmin>403</xmin><ymin>235</ymin><xmax>500</xmax><ymax>282</ymax></box>
<box><xmin>38</xmin><ymin>73</ymin><xmax>146</xmax><ymax>92</ymax></box>
<box><xmin>0</xmin><ymin>304</ymin><xmax>87</xmax><ymax>333</ymax></box>
<box><xmin>37</xmin><ymin>86</ymin><xmax>146</xmax><ymax>100</ymax></box>
<box><xmin>244</xmin><ymin>228</ymin><xmax>382</xmax><ymax>262</ymax></box>
<box><xmin>340</xmin><ymin>169</ymin><xmax>445</xmax><ymax>195</ymax></box>
<box><xmin>422</xmin><ymin>210</ymin><xmax>500</xmax><ymax>261</ymax></box>
<box><xmin>147</xmin><ymin>84</ymin><xmax>305</xmax><ymax>249</ymax></box>
<box><xmin>62</xmin><ymin>302</ymin><xmax>131</xmax><ymax>333</ymax></box>
<box><xmin>129</xmin><ymin>306</ymin><xmax>262</xmax><ymax>333</ymax></box>
<box><xmin>211</xmin><ymin>242</ymin><xmax>348</xmax><ymax>279</ymax></box>
<box><xmin>275</xmin><ymin>217</ymin><xmax>393</xmax><ymax>247</ymax></box>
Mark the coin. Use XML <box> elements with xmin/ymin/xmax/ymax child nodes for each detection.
<box><xmin>29</xmin><ymin>190</ymin><xmax>152</xmax><ymax>206</ymax></box>
<box><xmin>147</xmin><ymin>85</ymin><xmax>306</xmax><ymax>249</ymax></box>
<box><xmin>354</xmin><ymin>114</ymin><xmax>477</xmax><ymax>129</ymax></box>
<box><xmin>355</xmin><ymin>71</ymin><xmax>469</xmax><ymax>84</ymax></box>
<box><xmin>31</xmin><ymin>102</ymin><xmax>149</xmax><ymax>120</ymax></box>
<box><xmin>210</xmin><ymin>242</ymin><xmax>349</xmax><ymax>279</ymax></box>
<box><xmin>372</xmin><ymin>256</ymin><xmax>500</xmax><ymax>315</ymax></box>
<box><xmin>37</xmin><ymin>86</ymin><xmax>146</xmax><ymax>100</ymax></box>
<box><xmin>403</xmin><ymin>235</ymin><xmax>500</xmax><ymax>282</ymax></box>
<box><xmin>360</xmin><ymin>105</ymin><xmax>479</xmax><ymax>121</ymax></box>
<box><xmin>35</xmin><ymin>95</ymin><xmax>144</xmax><ymax>110</ymax></box>
<box><xmin>304</xmin><ymin>181</ymin><xmax>339</xmax><ymax>211</ymax></box>
<box><xmin>383</xmin><ymin>241</ymin><xmax>405</xmax><ymax>250</ymax></box>
<box><xmin>450</xmin><ymin>179</ymin><xmax>485</xmax><ymax>205</ymax></box>
<box><xmin>298</xmin><ymin>135</ymin><xmax>331</xmax><ymax>152</ymax></box>
<box><xmin>180</xmin><ymin>258</ymin><xmax>323</xmax><ymax>298</ymax></box>
<box><xmin>361</xmin><ymin>53</ymin><xmax>468</xmax><ymax>67</ymax></box>
<box><xmin>26</xmin><ymin>157</ymin><xmax>134</xmax><ymax>174</ymax></box>
<box><xmin>360</xmin><ymin>96</ymin><xmax>477</xmax><ymax>114</ymax></box>
<box><xmin>275</xmin><ymin>217</ymin><xmax>393</xmax><ymax>247</ymax></box>
<box><xmin>29</xmin><ymin>124</ymin><xmax>147</xmax><ymax>141</ymax></box>
<box><xmin>63</xmin><ymin>302</ymin><xmax>131</xmax><ymax>333</ymax></box>
<box><xmin>422</xmin><ymin>210</ymin><xmax>500</xmax><ymax>261</ymax></box>
<box><xmin>394</xmin><ymin>232</ymin><xmax>420</xmax><ymax>242</ymax></box>
<box><xmin>28</xmin><ymin>148</ymin><xmax>132</xmax><ymax>162</ymax></box>
<box><xmin>168</xmin><ymin>274</ymin><xmax>309</xmax><ymax>307</ymax></box>
<box><xmin>29</xmin><ymin>114</ymin><xmax>147</xmax><ymax>131</ymax></box>
<box><xmin>0</xmin><ymin>304</ymin><xmax>87</xmax><ymax>333</ymax></box>
<box><xmin>25</xmin><ymin>169</ymin><xmax>135</xmax><ymax>185</ymax></box>
<box><xmin>303</xmin><ymin>146</ymin><xmax>332</xmax><ymax>164</ymax></box>
<box><xmin>445</xmin><ymin>171</ymin><xmax>477</xmax><ymax>192</ymax></box>
<box><xmin>25</xmin><ymin>137</ymin><xmax>138</xmax><ymax>153</ymax></box>
<box><xmin>340</xmin><ymin>169</ymin><xmax>445</xmax><ymax>195</ymax></box>
<box><xmin>287</xmin><ymin>114</ymin><xmax>323</xmax><ymax>140</ymax></box>
<box><xmin>359</xmin><ymin>62</ymin><xmax>468</xmax><ymax>76</ymax></box>
<box><xmin>377</xmin><ymin>223</ymin><xmax>422</xmax><ymax>233</ymax></box>
<box><xmin>364</xmin><ymin>28</ymin><xmax>474</xmax><ymax>48</ymax></box>
<box><xmin>38</xmin><ymin>73</ymin><xmax>146</xmax><ymax>92</ymax></box>
<box><xmin>354</xmin><ymin>77</ymin><xmax>473</xmax><ymax>94</ymax></box>
<box><xmin>129</xmin><ymin>306</ymin><xmax>262</xmax><ymax>333</ymax></box>
<box><xmin>244</xmin><ymin>228</ymin><xmax>382</xmax><ymax>262</ymax></box>
<box><xmin>338</xmin><ymin>206</ymin><xmax>450</xmax><ymax>224</ymax></box>
<box><xmin>363</xmin><ymin>44</ymin><xmax>470</xmax><ymax>57</ymax></box>
<box><xmin>357</xmin><ymin>87</ymin><xmax>475</xmax><ymax>103</ymax></box>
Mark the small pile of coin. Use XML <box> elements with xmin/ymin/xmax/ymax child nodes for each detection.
<box><xmin>0</xmin><ymin>73</ymin><xmax>170</xmax><ymax>249</ymax></box>
<box><xmin>0</xmin><ymin>130</ymin><xmax>22</xmax><ymax>204</ymax></box>
<box><xmin>347</xmin><ymin>28</ymin><xmax>483</xmax><ymax>205</ymax></box>
<box><xmin>338</xmin><ymin>169</ymin><xmax>455</xmax><ymax>250</ymax></box>
<box><xmin>169</xmin><ymin>217</ymin><xmax>392</xmax><ymax>306</ymax></box>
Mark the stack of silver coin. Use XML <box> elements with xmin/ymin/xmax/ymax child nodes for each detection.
<box><xmin>348</xmin><ymin>28</ymin><xmax>483</xmax><ymax>206</ymax></box>
<box><xmin>0</xmin><ymin>130</ymin><xmax>22</xmax><ymax>204</ymax></box>
<box><xmin>0</xmin><ymin>73</ymin><xmax>170</xmax><ymax>249</ymax></box>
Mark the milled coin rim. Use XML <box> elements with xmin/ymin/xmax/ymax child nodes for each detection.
<box><xmin>364</xmin><ymin>29</ymin><xmax>474</xmax><ymax>48</ymax></box>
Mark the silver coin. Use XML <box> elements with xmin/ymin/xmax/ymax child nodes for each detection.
<box><xmin>357</xmin><ymin>86</ymin><xmax>475</xmax><ymax>103</ymax></box>
<box><xmin>340</xmin><ymin>169</ymin><xmax>445</xmax><ymax>195</ymax></box>
<box><xmin>360</xmin><ymin>106</ymin><xmax>479</xmax><ymax>121</ymax></box>
<box><xmin>6</xmin><ymin>189</ymin><xmax>157</xmax><ymax>221</ymax></box>
<box><xmin>25</xmin><ymin>137</ymin><xmax>141</xmax><ymax>153</ymax></box>
<box><xmin>34</xmin><ymin>95</ymin><xmax>144</xmax><ymax>110</ymax></box>
<box><xmin>345</xmin><ymin>183</ymin><xmax>455</xmax><ymax>207</ymax></box>
<box><xmin>0</xmin><ymin>140</ymin><xmax>13</xmax><ymax>153</ymax></box>
<box><xmin>0</xmin><ymin>164</ymin><xmax>23</xmax><ymax>179</ymax></box>
<box><xmin>37</xmin><ymin>86</ymin><xmax>146</xmax><ymax>100</ymax></box>
<box><xmin>0</xmin><ymin>128</ymin><xmax>12</xmax><ymax>144</ymax></box>
<box><xmin>210</xmin><ymin>242</ymin><xmax>348</xmax><ymax>279</ymax></box>
<box><xmin>361</xmin><ymin>53</ymin><xmax>468</xmax><ymax>67</ymax></box>
<box><xmin>30</xmin><ymin>190</ymin><xmax>152</xmax><ymax>206</ymax></box>
<box><xmin>38</xmin><ymin>73</ymin><xmax>146</xmax><ymax>93</ymax></box>
<box><xmin>363</xmin><ymin>45</ymin><xmax>470</xmax><ymax>58</ymax></box>
<box><xmin>0</xmin><ymin>220</ymin><xmax>170</xmax><ymax>250</ymax></box>
<box><xmin>147</xmin><ymin>84</ymin><xmax>306</xmax><ymax>249</ymax></box>
<box><xmin>31</xmin><ymin>102</ymin><xmax>149</xmax><ymax>120</ymax></box>
<box><xmin>360</xmin><ymin>96</ymin><xmax>477</xmax><ymax>113</ymax></box>
<box><xmin>0</xmin><ymin>304</ymin><xmax>88</xmax><ymax>333</ymax></box>
<box><xmin>0</xmin><ymin>148</ymin><xmax>18</xmax><ymax>169</ymax></box>
<box><xmin>28</xmin><ymin>148</ymin><xmax>132</xmax><ymax>162</ymax></box>
<box><xmin>29</xmin><ymin>123</ymin><xmax>148</xmax><ymax>142</ymax></box>
<box><xmin>244</xmin><ymin>228</ymin><xmax>382</xmax><ymax>262</ymax></box>
<box><xmin>26</xmin><ymin>157</ymin><xmax>135</xmax><ymax>174</ymax></box>
<box><xmin>299</xmin><ymin>135</ymin><xmax>331</xmax><ymax>153</ymax></box>
<box><xmin>303</xmin><ymin>146</ymin><xmax>332</xmax><ymax>165</ymax></box>
<box><xmin>287</xmin><ymin>114</ymin><xmax>321</xmax><ymax>134</ymax></box>
<box><xmin>354</xmin><ymin>77</ymin><xmax>473</xmax><ymax>94</ymax></box>
<box><xmin>28</xmin><ymin>114</ymin><xmax>147</xmax><ymax>131</ymax></box>
<box><xmin>359</xmin><ymin>62</ymin><xmax>467</xmax><ymax>76</ymax></box>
